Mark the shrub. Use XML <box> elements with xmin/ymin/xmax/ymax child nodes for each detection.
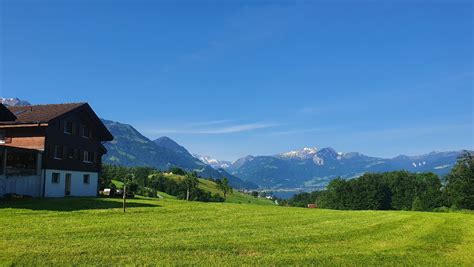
<box><xmin>433</xmin><ymin>206</ymin><xmax>451</xmax><ymax>213</ymax></box>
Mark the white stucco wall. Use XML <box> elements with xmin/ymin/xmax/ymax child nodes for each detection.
<box><xmin>44</xmin><ymin>169</ymin><xmax>98</xmax><ymax>197</ymax></box>
<box><xmin>0</xmin><ymin>174</ymin><xmax>43</xmax><ymax>197</ymax></box>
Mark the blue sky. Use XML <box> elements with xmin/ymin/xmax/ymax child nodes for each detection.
<box><xmin>1</xmin><ymin>0</ymin><xmax>473</xmax><ymax>161</ymax></box>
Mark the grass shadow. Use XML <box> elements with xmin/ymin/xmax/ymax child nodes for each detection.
<box><xmin>0</xmin><ymin>197</ymin><xmax>160</xmax><ymax>211</ymax></box>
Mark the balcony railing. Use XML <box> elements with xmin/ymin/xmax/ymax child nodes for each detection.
<box><xmin>5</xmin><ymin>167</ymin><xmax>38</xmax><ymax>177</ymax></box>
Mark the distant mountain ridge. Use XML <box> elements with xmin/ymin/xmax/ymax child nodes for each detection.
<box><xmin>0</xmin><ymin>97</ymin><xmax>31</xmax><ymax>107</ymax></box>
<box><xmin>222</xmin><ymin>147</ymin><xmax>468</xmax><ymax>190</ymax></box>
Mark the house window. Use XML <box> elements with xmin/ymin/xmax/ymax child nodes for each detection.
<box><xmin>83</xmin><ymin>151</ymin><xmax>94</xmax><ymax>163</ymax></box>
<box><xmin>64</xmin><ymin>121</ymin><xmax>73</xmax><ymax>134</ymax></box>
<box><xmin>66</xmin><ymin>147</ymin><xmax>75</xmax><ymax>159</ymax></box>
<box><xmin>54</xmin><ymin>146</ymin><xmax>63</xmax><ymax>160</ymax></box>
<box><xmin>83</xmin><ymin>174</ymin><xmax>90</xmax><ymax>184</ymax></box>
<box><xmin>82</xmin><ymin>125</ymin><xmax>90</xmax><ymax>138</ymax></box>
<box><xmin>52</xmin><ymin>173</ymin><xmax>60</xmax><ymax>184</ymax></box>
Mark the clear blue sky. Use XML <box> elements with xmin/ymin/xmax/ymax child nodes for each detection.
<box><xmin>1</xmin><ymin>0</ymin><xmax>473</xmax><ymax>161</ymax></box>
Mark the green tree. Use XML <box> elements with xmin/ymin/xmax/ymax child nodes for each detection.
<box><xmin>382</xmin><ymin>171</ymin><xmax>416</xmax><ymax>210</ymax></box>
<box><xmin>414</xmin><ymin>173</ymin><xmax>442</xmax><ymax>210</ymax></box>
<box><xmin>216</xmin><ymin>177</ymin><xmax>233</xmax><ymax>199</ymax></box>
<box><xmin>318</xmin><ymin>178</ymin><xmax>351</xmax><ymax>209</ymax></box>
<box><xmin>122</xmin><ymin>173</ymin><xmax>135</xmax><ymax>213</ymax></box>
<box><xmin>445</xmin><ymin>151</ymin><xmax>474</xmax><ymax>210</ymax></box>
<box><xmin>183</xmin><ymin>173</ymin><xmax>199</xmax><ymax>201</ymax></box>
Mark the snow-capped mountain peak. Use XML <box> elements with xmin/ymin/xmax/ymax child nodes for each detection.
<box><xmin>0</xmin><ymin>97</ymin><xmax>31</xmax><ymax>107</ymax></box>
<box><xmin>193</xmin><ymin>154</ymin><xmax>231</xmax><ymax>169</ymax></box>
<box><xmin>279</xmin><ymin>147</ymin><xmax>318</xmax><ymax>159</ymax></box>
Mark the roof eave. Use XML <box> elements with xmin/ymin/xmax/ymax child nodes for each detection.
<box><xmin>0</xmin><ymin>122</ymin><xmax>49</xmax><ymax>128</ymax></box>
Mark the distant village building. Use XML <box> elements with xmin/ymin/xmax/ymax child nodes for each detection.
<box><xmin>0</xmin><ymin>103</ymin><xmax>113</xmax><ymax>197</ymax></box>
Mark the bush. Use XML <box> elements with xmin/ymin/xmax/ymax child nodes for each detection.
<box><xmin>136</xmin><ymin>187</ymin><xmax>156</xmax><ymax>198</ymax></box>
<box><xmin>433</xmin><ymin>206</ymin><xmax>451</xmax><ymax>213</ymax></box>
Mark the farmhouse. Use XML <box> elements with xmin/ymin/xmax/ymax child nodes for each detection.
<box><xmin>0</xmin><ymin>103</ymin><xmax>113</xmax><ymax>197</ymax></box>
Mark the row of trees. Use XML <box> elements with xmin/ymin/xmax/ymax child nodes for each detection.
<box><xmin>285</xmin><ymin>152</ymin><xmax>473</xmax><ymax>211</ymax></box>
<box><xmin>316</xmin><ymin>172</ymin><xmax>442</xmax><ymax>211</ymax></box>
<box><xmin>101</xmin><ymin>165</ymin><xmax>231</xmax><ymax>203</ymax></box>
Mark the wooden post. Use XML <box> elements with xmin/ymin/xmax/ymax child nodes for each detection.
<box><xmin>123</xmin><ymin>185</ymin><xmax>127</xmax><ymax>213</ymax></box>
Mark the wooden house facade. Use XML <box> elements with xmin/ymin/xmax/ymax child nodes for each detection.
<box><xmin>0</xmin><ymin>103</ymin><xmax>113</xmax><ymax>197</ymax></box>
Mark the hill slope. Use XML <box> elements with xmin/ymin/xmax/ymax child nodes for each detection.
<box><xmin>162</xmin><ymin>172</ymin><xmax>273</xmax><ymax>205</ymax></box>
<box><xmin>102</xmin><ymin>119</ymin><xmax>257</xmax><ymax>189</ymax></box>
<box><xmin>1</xmin><ymin>198</ymin><xmax>473</xmax><ymax>265</ymax></box>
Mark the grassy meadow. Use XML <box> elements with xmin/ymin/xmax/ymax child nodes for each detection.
<box><xmin>0</xmin><ymin>197</ymin><xmax>473</xmax><ymax>266</ymax></box>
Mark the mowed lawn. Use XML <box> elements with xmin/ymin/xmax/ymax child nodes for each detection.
<box><xmin>1</xmin><ymin>198</ymin><xmax>473</xmax><ymax>266</ymax></box>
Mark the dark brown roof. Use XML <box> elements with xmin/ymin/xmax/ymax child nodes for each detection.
<box><xmin>0</xmin><ymin>104</ymin><xmax>16</xmax><ymax>121</ymax></box>
<box><xmin>2</xmin><ymin>102</ymin><xmax>113</xmax><ymax>141</ymax></box>
<box><xmin>6</xmin><ymin>103</ymin><xmax>85</xmax><ymax>123</ymax></box>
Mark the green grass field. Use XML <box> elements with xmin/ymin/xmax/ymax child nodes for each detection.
<box><xmin>1</xmin><ymin>197</ymin><xmax>473</xmax><ymax>266</ymax></box>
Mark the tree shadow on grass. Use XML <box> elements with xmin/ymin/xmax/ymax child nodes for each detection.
<box><xmin>0</xmin><ymin>197</ymin><xmax>160</xmax><ymax>211</ymax></box>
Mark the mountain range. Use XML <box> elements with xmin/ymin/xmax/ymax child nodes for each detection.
<box><xmin>3</xmin><ymin>97</ymin><xmax>468</xmax><ymax>191</ymax></box>
<box><xmin>220</xmin><ymin>147</ymin><xmax>465</xmax><ymax>190</ymax></box>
